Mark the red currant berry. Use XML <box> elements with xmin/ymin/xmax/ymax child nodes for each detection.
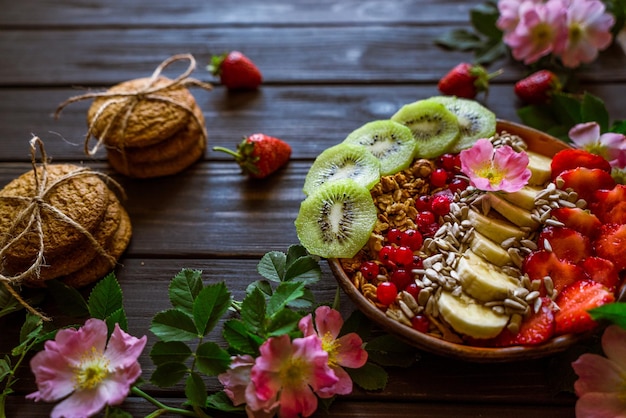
<box><xmin>411</xmin><ymin>314</ymin><xmax>430</xmax><ymax>333</ymax></box>
<box><xmin>391</xmin><ymin>246</ymin><xmax>414</xmax><ymax>267</ymax></box>
<box><xmin>430</xmin><ymin>168</ymin><xmax>449</xmax><ymax>188</ymax></box>
<box><xmin>449</xmin><ymin>176</ymin><xmax>469</xmax><ymax>194</ymax></box>
<box><xmin>378</xmin><ymin>245</ymin><xmax>396</xmax><ymax>267</ymax></box>
<box><xmin>408</xmin><ymin>255</ymin><xmax>423</xmax><ymax>271</ymax></box>
<box><xmin>376</xmin><ymin>281</ymin><xmax>398</xmax><ymax>306</ymax></box>
<box><xmin>415</xmin><ymin>195</ymin><xmax>433</xmax><ymax>212</ymax></box>
<box><xmin>439</xmin><ymin>153</ymin><xmax>460</xmax><ymax>172</ymax></box>
<box><xmin>400</xmin><ymin>229</ymin><xmax>423</xmax><ymax>251</ymax></box>
<box><xmin>404</xmin><ymin>282</ymin><xmax>421</xmax><ymax>300</ymax></box>
<box><xmin>387</xmin><ymin>228</ymin><xmax>403</xmax><ymax>245</ymax></box>
<box><xmin>390</xmin><ymin>268</ymin><xmax>413</xmax><ymax>290</ymax></box>
<box><xmin>359</xmin><ymin>261</ymin><xmax>380</xmax><ymax>281</ymax></box>
<box><xmin>416</xmin><ymin>211</ymin><xmax>436</xmax><ymax>230</ymax></box>
<box><xmin>431</xmin><ymin>194</ymin><xmax>451</xmax><ymax>216</ymax></box>
<box><xmin>421</xmin><ymin>222</ymin><xmax>441</xmax><ymax>238</ymax></box>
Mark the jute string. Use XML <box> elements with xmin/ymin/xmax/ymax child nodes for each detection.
<box><xmin>0</xmin><ymin>136</ymin><xmax>127</xmax><ymax>320</ymax></box>
<box><xmin>54</xmin><ymin>53</ymin><xmax>212</xmax><ymax>166</ymax></box>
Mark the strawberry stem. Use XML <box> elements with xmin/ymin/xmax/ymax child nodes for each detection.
<box><xmin>212</xmin><ymin>146</ymin><xmax>242</xmax><ymax>161</ymax></box>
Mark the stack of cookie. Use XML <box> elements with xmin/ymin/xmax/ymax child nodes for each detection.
<box><xmin>0</xmin><ymin>163</ymin><xmax>131</xmax><ymax>288</ymax></box>
<box><xmin>86</xmin><ymin>75</ymin><xmax>208</xmax><ymax>178</ymax></box>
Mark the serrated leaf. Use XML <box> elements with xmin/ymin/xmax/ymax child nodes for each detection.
<box><xmin>551</xmin><ymin>93</ymin><xmax>583</xmax><ymax>126</ymax></box>
<box><xmin>474</xmin><ymin>39</ymin><xmax>507</xmax><ymax>65</ymax></box>
<box><xmin>340</xmin><ymin>310</ymin><xmax>372</xmax><ymax>339</ymax></box>
<box><xmin>257</xmin><ymin>251</ymin><xmax>287</xmax><ymax>282</ymax></box>
<box><xmin>20</xmin><ymin>312</ymin><xmax>43</xmax><ymax>344</ymax></box>
<box><xmin>346</xmin><ymin>362</ymin><xmax>387</xmax><ymax>391</ymax></box>
<box><xmin>105</xmin><ymin>407</ymin><xmax>133</xmax><ymax>418</ymax></box>
<box><xmin>284</xmin><ymin>256</ymin><xmax>321</xmax><ymax>285</ymax></box>
<box><xmin>150</xmin><ymin>362</ymin><xmax>189</xmax><ymax>387</ymax></box>
<box><xmin>105</xmin><ymin>308</ymin><xmax>128</xmax><ymax>333</ymax></box>
<box><xmin>470</xmin><ymin>3</ymin><xmax>501</xmax><ymax>40</ymax></box>
<box><xmin>241</xmin><ymin>287</ymin><xmax>266</xmax><ymax>333</ymax></box>
<box><xmin>150</xmin><ymin>341</ymin><xmax>192</xmax><ymax>366</ymax></box>
<box><xmin>365</xmin><ymin>334</ymin><xmax>419</xmax><ymax>367</ymax></box>
<box><xmin>286</xmin><ymin>288</ymin><xmax>314</xmax><ymax>310</ymax></box>
<box><xmin>185</xmin><ymin>372</ymin><xmax>207</xmax><ymax>407</ymax></box>
<box><xmin>589</xmin><ymin>302</ymin><xmax>626</xmax><ymax>328</ymax></box>
<box><xmin>286</xmin><ymin>244</ymin><xmax>309</xmax><ymax>266</ymax></box>
<box><xmin>151</xmin><ymin>309</ymin><xmax>198</xmax><ymax>342</ymax></box>
<box><xmin>246</xmin><ymin>279</ymin><xmax>273</xmax><ymax>297</ymax></box>
<box><xmin>44</xmin><ymin>280</ymin><xmax>89</xmax><ymax>317</ymax></box>
<box><xmin>581</xmin><ymin>92</ymin><xmax>610</xmax><ymax>132</ymax></box>
<box><xmin>169</xmin><ymin>269</ymin><xmax>204</xmax><ymax>316</ymax></box>
<box><xmin>195</xmin><ymin>342</ymin><xmax>231</xmax><ymax>376</ymax></box>
<box><xmin>222</xmin><ymin>319</ymin><xmax>261</xmax><ymax>355</ymax></box>
<box><xmin>267</xmin><ymin>281</ymin><xmax>305</xmax><ymax>317</ymax></box>
<box><xmin>206</xmin><ymin>391</ymin><xmax>245</xmax><ymax>412</ymax></box>
<box><xmin>88</xmin><ymin>273</ymin><xmax>124</xmax><ymax>320</ymax></box>
<box><xmin>0</xmin><ymin>357</ymin><xmax>11</xmax><ymax>382</ymax></box>
<box><xmin>193</xmin><ymin>282</ymin><xmax>231</xmax><ymax>336</ymax></box>
<box><xmin>0</xmin><ymin>284</ymin><xmax>23</xmax><ymax>319</ymax></box>
<box><xmin>435</xmin><ymin>29</ymin><xmax>483</xmax><ymax>51</ymax></box>
<box><xmin>266</xmin><ymin>308</ymin><xmax>302</xmax><ymax>337</ymax></box>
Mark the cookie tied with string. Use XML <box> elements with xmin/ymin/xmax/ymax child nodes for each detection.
<box><xmin>0</xmin><ymin>138</ymin><xmax>131</xmax><ymax>289</ymax></box>
<box><xmin>56</xmin><ymin>53</ymin><xmax>212</xmax><ymax>179</ymax></box>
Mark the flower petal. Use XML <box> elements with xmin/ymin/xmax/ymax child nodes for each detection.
<box><xmin>27</xmin><ymin>349</ymin><xmax>76</xmax><ymax>402</ymax></box>
<box><xmin>569</xmin><ymin>122</ymin><xmax>601</xmax><ymax>147</ymax></box>
<box><xmin>313</xmin><ymin>306</ymin><xmax>343</xmax><ymax>340</ymax></box>
<box><xmin>279</xmin><ymin>385</ymin><xmax>319</xmax><ymax>418</ymax></box>
<box><xmin>334</xmin><ymin>333</ymin><xmax>367</xmax><ymax>369</ymax></box>
<box><xmin>104</xmin><ymin>324</ymin><xmax>147</xmax><ymax>369</ymax></box>
<box><xmin>576</xmin><ymin>392</ymin><xmax>626</xmax><ymax>418</ymax></box>
<box><xmin>601</xmin><ymin>325</ymin><xmax>626</xmax><ymax>369</ymax></box>
<box><xmin>50</xmin><ymin>388</ymin><xmax>108</xmax><ymax>418</ymax></box>
<box><xmin>572</xmin><ymin>353</ymin><xmax>624</xmax><ymax>395</ymax></box>
<box><xmin>317</xmin><ymin>366</ymin><xmax>353</xmax><ymax>398</ymax></box>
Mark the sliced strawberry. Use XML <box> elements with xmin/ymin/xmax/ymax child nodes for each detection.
<box><xmin>493</xmin><ymin>297</ymin><xmax>555</xmax><ymax>346</ymax></box>
<box><xmin>556</xmin><ymin>167</ymin><xmax>616</xmax><ymax>204</ymax></box>
<box><xmin>537</xmin><ymin>225</ymin><xmax>591</xmax><ymax>264</ymax></box>
<box><xmin>590</xmin><ymin>184</ymin><xmax>626</xmax><ymax>224</ymax></box>
<box><xmin>554</xmin><ymin>279</ymin><xmax>615</xmax><ymax>335</ymax></box>
<box><xmin>594</xmin><ymin>223</ymin><xmax>626</xmax><ymax>271</ymax></box>
<box><xmin>580</xmin><ymin>256</ymin><xmax>620</xmax><ymax>291</ymax></box>
<box><xmin>550</xmin><ymin>148</ymin><xmax>612</xmax><ymax>181</ymax></box>
<box><xmin>549</xmin><ymin>207</ymin><xmax>602</xmax><ymax>239</ymax></box>
<box><xmin>522</xmin><ymin>249</ymin><xmax>586</xmax><ymax>295</ymax></box>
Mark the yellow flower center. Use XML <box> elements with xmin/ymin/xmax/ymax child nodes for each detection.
<box><xmin>569</xmin><ymin>23</ymin><xmax>584</xmax><ymax>45</ymax></box>
<box><xmin>530</xmin><ymin>22</ymin><xmax>553</xmax><ymax>48</ymax></box>
<box><xmin>476</xmin><ymin>163</ymin><xmax>504</xmax><ymax>186</ymax></box>
<box><xmin>73</xmin><ymin>347</ymin><xmax>110</xmax><ymax>391</ymax></box>
<box><xmin>279</xmin><ymin>356</ymin><xmax>308</xmax><ymax>387</ymax></box>
<box><xmin>321</xmin><ymin>331</ymin><xmax>341</xmax><ymax>368</ymax></box>
<box><xmin>584</xmin><ymin>142</ymin><xmax>608</xmax><ymax>161</ymax></box>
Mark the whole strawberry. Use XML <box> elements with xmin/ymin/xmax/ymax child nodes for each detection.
<box><xmin>514</xmin><ymin>70</ymin><xmax>561</xmax><ymax>105</ymax></box>
<box><xmin>213</xmin><ymin>133</ymin><xmax>291</xmax><ymax>178</ymax></box>
<box><xmin>208</xmin><ymin>51</ymin><xmax>262</xmax><ymax>90</ymax></box>
<box><xmin>438</xmin><ymin>62</ymin><xmax>501</xmax><ymax>99</ymax></box>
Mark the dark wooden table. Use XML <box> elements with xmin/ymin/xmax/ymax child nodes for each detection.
<box><xmin>2</xmin><ymin>1</ymin><xmax>626</xmax><ymax>417</ymax></box>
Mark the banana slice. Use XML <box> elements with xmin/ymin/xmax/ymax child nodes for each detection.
<box><xmin>526</xmin><ymin>151</ymin><xmax>552</xmax><ymax>186</ymax></box>
<box><xmin>457</xmin><ymin>250</ymin><xmax>520</xmax><ymax>302</ymax></box>
<box><xmin>497</xmin><ymin>185</ymin><xmax>542</xmax><ymax>211</ymax></box>
<box><xmin>467</xmin><ymin>209</ymin><xmax>527</xmax><ymax>243</ymax></box>
<box><xmin>437</xmin><ymin>291</ymin><xmax>510</xmax><ymax>339</ymax></box>
<box><xmin>469</xmin><ymin>231</ymin><xmax>512</xmax><ymax>267</ymax></box>
<box><xmin>486</xmin><ymin>192</ymin><xmax>539</xmax><ymax>229</ymax></box>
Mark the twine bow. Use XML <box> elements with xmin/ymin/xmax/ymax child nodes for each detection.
<box><xmin>55</xmin><ymin>53</ymin><xmax>212</xmax><ymax>160</ymax></box>
<box><xmin>0</xmin><ymin>136</ymin><xmax>126</xmax><ymax>320</ymax></box>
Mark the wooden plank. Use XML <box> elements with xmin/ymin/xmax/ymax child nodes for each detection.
<box><xmin>0</xmin><ymin>0</ymin><xmax>478</xmax><ymax>26</ymax></box>
<box><xmin>3</xmin><ymin>84</ymin><xmax>626</xmax><ymax>162</ymax></box>
<box><xmin>1</xmin><ymin>28</ymin><xmax>625</xmax><ymax>86</ymax></box>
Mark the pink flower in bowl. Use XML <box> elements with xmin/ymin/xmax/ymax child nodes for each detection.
<box><xmin>569</xmin><ymin>121</ymin><xmax>626</xmax><ymax>168</ymax></box>
<box><xmin>459</xmin><ymin>138</ymin><xmax>531</xmax><ymax>193</ymax></box>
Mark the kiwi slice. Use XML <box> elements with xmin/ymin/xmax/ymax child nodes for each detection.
<box><xmin>429</xmin><ymin>96</ymin><xmax>496</xmax><ymax>153</ymax></box>
<box><xmin>343</xmin><ymin>120</ymin><xmax>416</xmax><ymax>176</ymax></box>
<box><xmin>303</xmin><ymin>143</ymin><xmax>380</xmax><ymax>196</ymax></box>
<box><xmin>391</xmin><ymin>99</ymin><xmax>460</xmax><ymax>159</ymax></box>
<box><xmin>295</xmin><ymin>178</ymin><xmax>377</xmax><ymax>259</ymax></box>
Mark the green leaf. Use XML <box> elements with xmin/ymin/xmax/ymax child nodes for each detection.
<box><xmin>105</xmin><ymin>407</ymin><xmax>133</xmax><ymax>418</ymax></box>
<box><xmin>169</xmin><ymin>269</ymin><xmax>204</xmax><ymax>317</ymax></box>
<box><xmin>266</xmin><ymin>308</ymin><xmax>302</xmax><ymax>337</ymax></box>
<box><xmin>286</xmin><ymin>244</ymin><xmax>309</xmax><ymax>266</ymax></box>
<box><xmin>581</xmin><ymin>92</ymin><xmax>610</xmax><ymax>132</ymax></box>
<box><xmin>267</xmin><ymin>281</ymin><xmax>305</xmax><ymax>317</ymax></box>
<box><xmin>0</xmin><ymin>357</ymin><xmax>11</xmax><ymax>382</ymax></box>
<box><xmin>285</xmin><ymin>288</ymin><xmax>315</xmax><ymax>310</ymax></box>
<box><xmin>434</xmin><ymin>29</ymin><xmax>483</xmax><ymax>51</ymax></box>
<box><xmin>470</xmin><ymin>2</ymin><xmax>501</xmax><ymax>40</ymax></box>
<box><xmin>193</xmin><ymin>282</ymin><xmax>231</xmax><ymax>336</ymax></box>
<box><xmin>105</xmin><ymin>308</ymin><xmax>128</xmax><ymax>333</ymax></box>
<box><xmin>611</xmin><ymin>119</ymin><xmax>626</xmax><ymax>134</ymax></box>
<box><xmin>246</xmin><ymin>279</ymin><xmax>273</xmax><ymax>298</ymax></box>
<box><xmin>20</xmin><ymin>312</ymin><xmax>43</xmax><ymax>344</ymax></box>
<box><xmin>150</xmin><ymin>309</ymin><xmax>198</xmax><ymax>342</ymax></box>
<box><xmin>222</xmin><ymin>319</ymin><xmax>261</xmax><ymax>355</ymax></box>
<box><xmin>241</xmin><ymin>287</ymin><xmax>266</xmax><ymax>333</ymax></box>
<box><xmin>44</xmin><ymin>280</ymin><xmax>89</xmax><ymax>317</ymax></box>
<box><xmin>150</xmin><ymin>341</ymin><xmax>192</xmax><ymax>366</ymax></box>
<box><xmin>346</xmin><ymin>362</ymin><xmax>388</xmax><ymax>391</ymax></box>
<box><xmin>206</xmin><ymin>391</ymin><xmax>245</xmax><ymax>412</ymax></box>
<box><xmin>257</xmin><ymin>251</ymin><xmax>287</xmax><ymax>282</ymax></box>
<box><xmin>88</xmin><ymin>273</ymin><xmax>124</xmax><ymax>320</ymax></box>
<box><xmin>0</xmin><ymin>284</ymin><xmax>23</xmax><ymax>319</ymax></box>
<box><xmin>517</xmin><ymin>105</ymin><xmax>560</xmax><ymax>132</ymax></box>
<box><xmin>185</xmin><ymin>372</ymin><xmax>207</xmax><ymax>407</ymax></box>
<box><xmin>340</xmin><ymin>310</ymin><xmax>372</xmax><ymax>339</ymax></box>
<box><xmin>474</xmin><ymin>39</ymin><xmax>507</xmax><ymax>65</ymax></box>
<box><xmin>195</xmin><ymin>342</ymin><xmax>231</xmax><ymax>376</ymax></box>
<box><xmin>150</xmin><ymin>362</ymin><xmax>189</xmax><ymax>387</ymax></box>
<box><xmin>365</xmin><ymin>334</ymin><xmax>419</xmax><ymax>367</ymax></box>
<box><xmin>589</xmin><ymin>302</ymin><xmax>626</xmax><ymax>328</ymax></box>
<box><xmin>551</xmin><ymin>93</ymin><xmax>583</xmax><ymax>126</ymax></box>
<box><xmin>284</xmin><ymin>256</ymin><xmax>321</xmax><ymax>285</ymax></box>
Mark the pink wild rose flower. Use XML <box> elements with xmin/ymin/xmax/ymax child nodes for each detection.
<box><xmin>298</xmin><ymin>306</ymin><xmax>368</xmax><ymax>397</ymax></box>
<box><xmin>569</xmin><ymin>121</ymin><xmax>626</xmax><ymax>168</ymax></box>
<box><xmin>572</xmin><ymin>325</ymin><xmax>626</xmax><ymax>417</ymax></box>
<box><xmin>27</xmin><ymin>318</ymin><xmax>146</xmax><ymax>418</ymax></box>
<box><xmin>497</xmin><ymin>0</ymin><xmax>543</xmax><ymax>33</ymax></box>
<box><xmin>503</xmin><ymin>0</ymin><xmax>569</xmax><ymax>64</ymax></box>
<box><xmin>460</xmin><ymin>138</ymin><xmax>531</xmax><ymax>192</ymax></box>
<box><xmin>559</xmin><ymin>0</ymin><xmax>615</xmax><ymax>68</ymax></box>
<box><xmin>250</xmin><ymin>334</ymin><xmax>338</xmax><ymax>418</ymax></box>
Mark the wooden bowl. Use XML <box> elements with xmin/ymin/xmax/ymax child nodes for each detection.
<box><xmin>329</xmin><ymin>120</ymin><xmax>595</xmax><ymax>362</ymax></box>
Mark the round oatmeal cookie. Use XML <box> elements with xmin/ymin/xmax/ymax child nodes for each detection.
<box><xmin>87</xmin><ymin>76</ymin><xmax>197</xmax><ymax>148</ymax></box>
<box><xmin>61</xmin><ymin>205</ymin><xmax>132</xmax><ymax>288</ymax></box>
<box><xmin>0</xmin><ymin>164</ymin><xmax>109</xmax><ymax>270</ymax></box>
